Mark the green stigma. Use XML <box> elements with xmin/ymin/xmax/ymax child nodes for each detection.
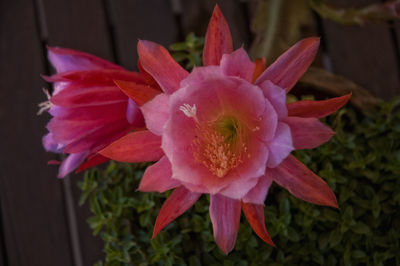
<box><xmin>214</xmin><ymin>116</ymin><xmax>242</xmax><ymax>145</ymax></box>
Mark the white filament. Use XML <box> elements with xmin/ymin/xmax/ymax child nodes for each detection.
<box><xmin>37</xmin><ymin>88</ymin><xmax>53</xmax><ymax>115</ymax></box>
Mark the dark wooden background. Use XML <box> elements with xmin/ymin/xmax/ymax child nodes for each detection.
<box><xmin>0</xmin><ymin>0</ymin><xmax>399</xmax><ymax>265</ymax></box>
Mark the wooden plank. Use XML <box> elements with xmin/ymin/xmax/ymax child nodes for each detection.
<box><xmin>107</xmin><ymin>0</ymin><xmax>179</xmax><ymax>70</ymax></box>
<box><xmin>321</xmin><ymin>0</ymin><xmax>400</xmax><ymax>99</ymax></box>
<box><xmin>68</xmin><ymin>176</ymin><xmax>104</xmax><ymax>266</ymax></box>
<box><xmin>392</xmin><ymin>21</ymin><xmax>400</xmax><ymax>87</ymax></box>
<box><xmin>0</xmin><ymin>200</ymin><xmax>7</xmax><ymax>266</ymax></box>
<box><xmin>0</xmin><ymin>0</ymin><xmax>74</xmax><ymax>265</ymax></box>
<box><xmin>42</xmin><ymin>0</ymin><xmax>114</xmax><ymax>61</ymax></box>
<box><xmin>180</xmin><ymin>0</ymin><xmax>251</xmax><ymax>49</ymax></box>
<box><xmin>40</xmin><ymin>0</ymin><xmax>113</xmax><ymax>264</ymax></box>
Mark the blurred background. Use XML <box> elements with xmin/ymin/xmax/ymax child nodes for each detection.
<box><xmin>1</xmin><ymin>0</ymin><xmax>399</xmax><ymax>265</ymax></box>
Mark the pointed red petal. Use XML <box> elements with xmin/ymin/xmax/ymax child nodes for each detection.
<box><xmin>252</xmin><ymin>58</ymin><xmax>267</xmax><ymax>83</ymax></box>
<box><xmin>99</xmin><ymin>130</ymin><xmax>163</xmax><ymax>162</ymax></box>
<box><xmin>272</xmin><ymin>155</ymin><xmax>338</xmax><ymax>208</ymax></box>
<box><xmin>138</xmin><ymin>60</ymin><xmax>162</xmax><ymax>91</ymax></box>
<box><xmin>209</xmin><ymin>194</ymin><xmax>241</xmax><ymax>254</ymax></box>
<box><xmin>137</xmin><ymin>40</ymin><xmax>188</xmax><ymax>94</ymax></box>
<box><xmin>114</xmin><ymin>80</ymin><xmax>161</xmax><ymax>106</ymax></box>
<box><xmin>47</xmin><ymin>46</ymin><xmax>123</xmax><ymax>72</ymax></box>
<box><xmin>45</xmin><ymin>69</ymin><xmax>145</xmax><ymax>85</ymax></box>
<box><xmin>255</xmin><ymin>38</ymin><xmax>320</xmax><ymax>92</ymax></box>
<box><xmin>287</xmin><ymin>93</ymin><xmax>352</xmax><ymax>118</ymax></box>
<box><xmin>152</xmin><ymin>186</ymin><xmax>201</xmax><ymax>238</ymax></box>
<box><xmin>203</xmin><ymin>5</ymin><xmax>233</xmax><ymax>66</ymax></box>
<box><xmin>138</xmin><ymin>156</ymin><xmax>180</xmax><ymax>192</ymax></box>
<box><xmin>50</xmin><ymin>86</ymin><xmax>126</xmax><ymax>107</ymax></box>
<box><xmin>58</xmin><ymin>151</ymin><xmax>89</xmax><ymax>178</ymax></box>
<box><xmin>285</xmin><ymin>117</ymin><xmax>334</xmax><ymax>149</ymax></box>
<box><xmin>48</xmin><ymin>160</ymin><xmax>61</xmax><ymax>165</ymax></box>
<box><xmin>63</xmin><ymin>120</ymin><xmax>132</xmax><ymax>154</ymax></box>
<box><xmin>76</xmin><ymin>154</ymin><xmax>109</xmax><ymax>173</ymax></box>
<box><xmin>241</xmin><ymin>202</ymin><xmax>275</xmax><ymax>246</ymax></box>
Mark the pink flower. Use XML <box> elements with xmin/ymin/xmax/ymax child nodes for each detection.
<box><xmin>100</xmin><ymin>5</ymin><xmax>351</xmax><ymax>254</ymax></box>
<box><xmin>41</xmin><ymin>47</ymin><xmax>160</xmax><ymax>178</ymax></box>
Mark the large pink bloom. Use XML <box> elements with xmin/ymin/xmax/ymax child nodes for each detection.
<box><xmin>41</xmin><ymin>47</ymin><xmax>160</xmax><ymax>178</ymax></box>
<box><xmin>100</xmin><ymin>6</ymin><xmax>351</xmax><ymax>254</ymax></box>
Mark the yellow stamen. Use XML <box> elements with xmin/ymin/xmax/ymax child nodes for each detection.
<box><xmin>180</xmin><ymin>104</ymin><xmax>248</xmax><ymax>177</ymax></box>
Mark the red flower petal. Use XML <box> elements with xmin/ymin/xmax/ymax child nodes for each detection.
<box><xmin>64</xmin><ymin>120</ymin><xmax>132</xmax><ymax>154</ymax></box>
<box><xmin>138</xmin><ymin>156</ymin><xmax>180</xmax><ymax>192</ymax></box>
<box><xmin>99</xmin><ymin>130</ymin><xmax>164</xmax><ymax>162</ymax></box>
<box><xmin>58</xmin><ymin>151</ymin><xmax>89</xmax><ymax>178</ymax></box>
<box><xmin>152</xmin><ymin>186</ymin><xmax>201</xmax><ymax>238</ymax></box>
<box><xmin>285</xmin><ymin>117</ymin><xmax>334</xmax><ymax>149</ymax></box>
<box><xmin>287</xmin><ymin>93</ymin><xmax>352</xmax><ymax>118</ymax></box>
<box><xmin>137</xmin><ymin>40</ymin><xmax>188</xmax><ymax>94</ymax></box>
<box><xmin>45</xmin><ymin>69</ymin><xmax>145</xmax><ymax>86</ymax></box>
<box><xmin>209</xmin><ymin>194</ymin><xmax>241</xmax><ymax>254</ymax></box>
<box><xmin>49</xmin><ymin>102</ymin><xmax>127</xmax><ymax>122</ymax></box>
<box><xmin>47</xmin><ymin>46</ymin><xmax>123</xmax><ymax>72</ymax></box>
<box><xmin>138</xmin><ymin>60</ymin><xmax>162</xmax><ymax>91</ymax></box>
<box><xmin>114</xmin><ymin>80</ymin><xmax>161</xmax><ymax>106</ymax></box>
<box><xmin>241</xmin><ymin>202</ymin><xmax>275</xmax><ymax>246</ymax></box>
<box><xmin>48</xmin><ymin>115</ymin><xmax>125</xmax><ymax>145</ymax></box>
<box><xmin>203</xmin><ymin>5</ymin><xmax>233</xmax><ymax>66</ymax></box>
<box><xmin>50</xmin><ymin>86</ymin><xmax>126</xmax><ymax>107</ymax></box>
<box><xmin>255</xmin><ymin>38</ymin><xmax>320</xmax><ymax>92</ymax></box>
<box><xmin>76</xmin><ymin>154</ymin><xmax>109</xmax><ymax>173</ymax></box>
<box><xmin>271</xmin><ymin>155</ymin><xmax>338</xmax><ymax>208</ymax></box>
<box><xmin>252</xmin><ymin>58</ymin><xmax>267</xmax><ymax>83</ymax></box>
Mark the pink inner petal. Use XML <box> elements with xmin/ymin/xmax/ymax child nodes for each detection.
<box><xmin>259</xmin><ymin>80</ymin><xmax>288</xmax><ymax>119</ymax></box>
<box><xmin>218</xmin><ymin>177</ymin><xmax>260</xmax><ymax>200</ymax></box>
<box><xmin>220</xmin><ymin>48</ymin><xmax>255</xmax><ymax>82</ymax></box>
<box><xmin>141</xmin><ymin>93</ymin><xmax>170</xmax><ymax>136</ymax></box>
<box><xmin>242</xmin><ymin>175</ymin><xmax>273</xmax><ymax>204</ymax></box>
<box><xmin>266</xmin><ymin>122</ymin><xmax>294</xmax><ymax>168</ymax></box>
<box><xmin>138</xmin><ymin>156</ymin><xmax>180</xmax><ymax>193</ymax></box>
<box><xmin>209</xmin><ymin>194</ymin><xmax>241</xmax><ymax>254</ymax></box>
<box><xmin>162</xmin><ymin>76</ymin><xmax>269</xmax><ymax>194</ymax></box>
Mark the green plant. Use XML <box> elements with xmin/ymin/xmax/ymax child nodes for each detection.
<box><xmin>169</xmin><ymin>33</ymin><xmax>204</xmax><ymax>69</ymax></box>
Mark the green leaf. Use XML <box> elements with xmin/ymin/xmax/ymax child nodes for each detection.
<box><xmin>329</xmin><ymin>228</ymin><xmax>342</xmax><ymax>247</ymax></box>
<box><xmin>352</xmin><ymin>250</ymin><xmax>366</xmax><ymax>259</ymax></box>
<box><xmin>351</xmin><ymin>222</ymin><xmax>371</xmax><ymax>235</ymax></box>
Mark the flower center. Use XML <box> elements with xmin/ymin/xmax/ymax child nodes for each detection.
<box><xmin>180</xmin><ymin>104</ymin><xmax>248</xmax><ymax>178</ymax></box>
